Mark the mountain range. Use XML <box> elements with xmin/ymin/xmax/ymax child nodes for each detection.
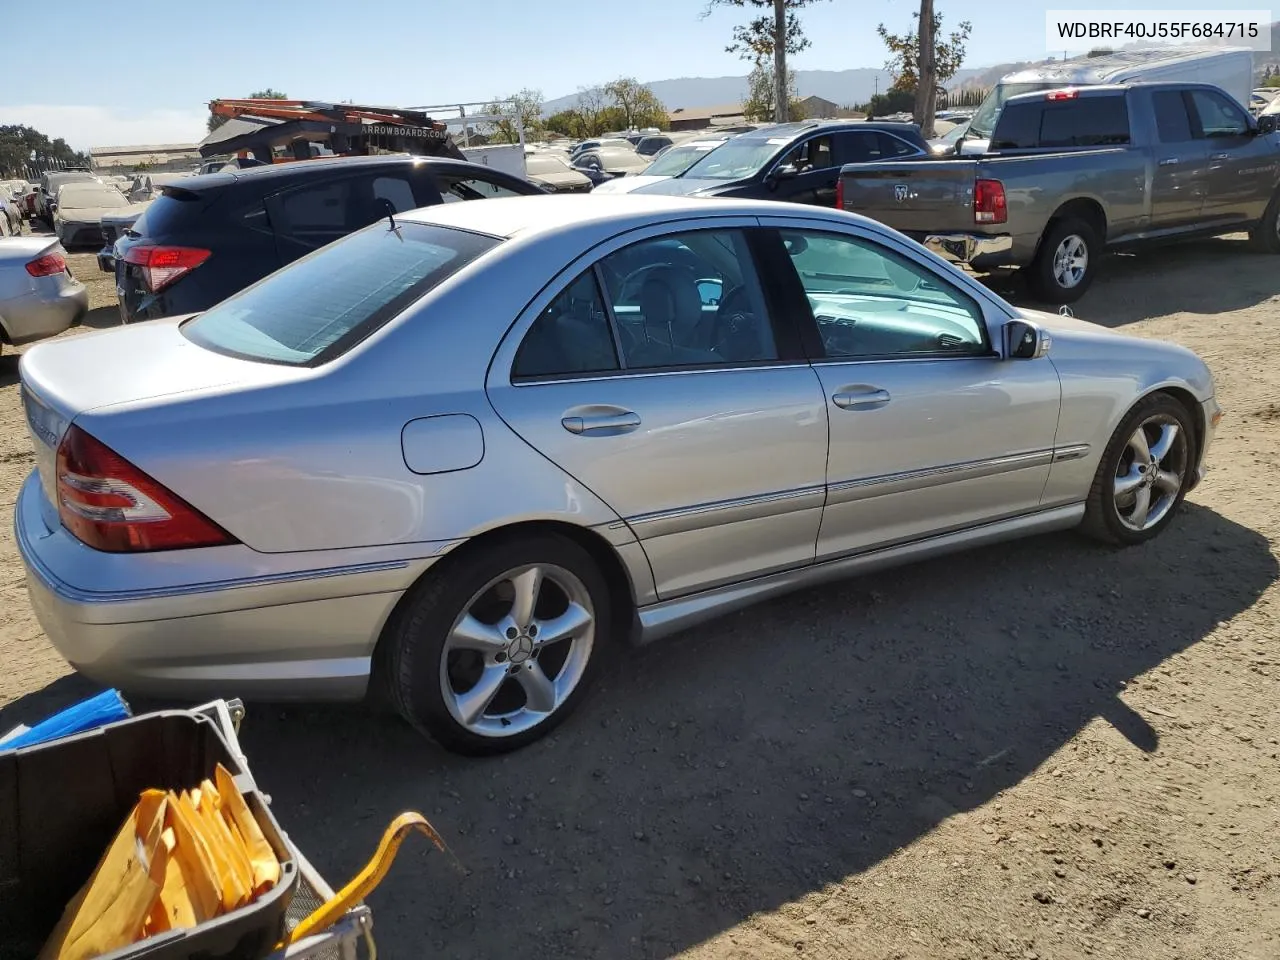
<box><xmin>543</xmin><ymin>25</ymin><xmax>1280</xmax><ymax>115</ymax></box>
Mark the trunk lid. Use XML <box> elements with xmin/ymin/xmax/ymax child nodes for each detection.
<box><xmin>19</xmin><ymin>318</ymin><xmax>312</xmax><ymax>517</ymax></box>
<box><xmin>839</xmin><ymin>159</ymin><xmax>982</xmax><ymax>234</ymax></box>
<box><xmin>0</xmin><ymin>236</ymin><xmax>65</xmax><ymax>265</ymax></box>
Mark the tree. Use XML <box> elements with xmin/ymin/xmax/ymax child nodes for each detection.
<box><xmin>603</xmin><ymin>77</ymin><xmax>669</xmax><ymax>131</ymax></box>
<box><xmin>207</xmin><ymin>89</ymin><xmax>290</xmax><ymax>133</ymax></box>
<box><xmin>742</xmin><ymin>59</ymin><xmax>805</xmax><ymax>122</ymax></box>
<box><xmin>876</xmin><ymin>8</ymin><xmax>971</xmax><ymax>136</ymax></box>
<box><xmin>546</xmin><ymin>109</ymin><xmax>589</xmax><ymax>139</ymax></box>
<box><xmin>483</xmin><ymin>89</ymin><xmax>544</xmax><ymax>144</ymax></box>
<box><xmin>0</xmin><ymin>124</ymin><xmax>89</xmax><ymax>178</ymax></box>
<box><xmin>704</xmin><ymin>0</ymin><xmax>828</xmax><ymax>124</ymax></box>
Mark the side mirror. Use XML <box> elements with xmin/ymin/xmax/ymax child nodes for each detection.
<box><xmin>1258</xmin><ymin>114</ymin><xmax>1278</xmax><ymax>135</ymax></box>
<box><xmin>773</xmin><ymin>163</ymin><xmax>799</xmax><ymax>180</ymax></box>
<box><xmin>1003</xmin><ymin>319</ymin><xmax>1051</xmax><ymax>360</ymax></box>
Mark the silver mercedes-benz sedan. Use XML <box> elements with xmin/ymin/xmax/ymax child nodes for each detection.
<box><xmin>15</xmin><ymin>195</ymin><xmax>1221</xmax><ymax>754</ymax></box>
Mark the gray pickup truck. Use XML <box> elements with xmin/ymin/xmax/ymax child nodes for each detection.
<box><xmin>838</xmin><ymin>82</ymin><xmax>1280</xmax><ymax>302</ymax></box>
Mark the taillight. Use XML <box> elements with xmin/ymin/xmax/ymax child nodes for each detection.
<box><xmin>55</xmin><ymin>424</ymin><xmax>237</xmax><ymax>553</ymax></box>
<box><xmin>123</xmin><ymin>244</ymin><xmax>211</xmax><ymax>293</ymax></box>
<box><xmin>26</xmin><ymin>253</ymin><xmax>67</xmax><ymax>278</ymax></box>
<box><xmin>835</xmin><ymin>176</ymin><xmax>845</xmax><ymax>210</ymax></box>
<box><xmin>974</xmin><ymin>178</ymin><xmax>1007</xmax><ymax>224</ymax></box>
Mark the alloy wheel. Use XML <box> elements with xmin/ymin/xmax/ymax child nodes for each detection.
<box><xmin>1053</xmin><ymin>235</ymin><xmax>1089</xmax><ymax>289</ymax></box>
<box><xmin>439</xmin><ymin>563</ymin><xmax>595</xmax><ymax>738</ymax></box>
<box><xmin>1112</xmin><ymin>414</ymin><xmax>1188</xmax><ymax>532</ymax></box>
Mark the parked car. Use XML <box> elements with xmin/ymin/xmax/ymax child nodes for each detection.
<box><xmin>959</xmin><ymin>46</ymin><xmax>1253</xmax><ymax>155</ymax></box>
<box><xmin>52</xmin><ymin>181</ymin><xmax>136</xmax><ymax>249</ymax></box>
<box><xmin>634</xmin><ymin>135</ymin><xmax>674</xmax><ymax>157</ymax></box>
<box><xmin>0</xmin><ymin>197</ymin><xmax>21</xmax><ymax>236</ymax></box>
<box><xmin>20</xmin><ymin>184</ymin><xmax>41</xmax><ymax>220</ymax></box>
<box><xmin>571</xmin><ymin>146</ymin><xmax>653</xmax><ymax>184</ymax></box>
<box><xmin>113</xmin><ymin>155</ymin><xmax>545</xmax><ymax>323</ymax></box>
<box><xmin>96</xmin><ymin>209</ymin><xmax>146</xmax><ymax>274</ymax></box>
<box><xmin>1251</xmin><ymin>88</ymin><xmax>1280</xmax><ymax>115</ymax></box>
<box><xmin>37</xmin><ymin>171</ymin><xmax>100</xmax><ymax>226</ymax></box>
<box><xmin>16</xmin><ymin>194</ymin><xmax>1219</xmax><ymax>755</ymax></box>
<box><xmin>839</xmin><ymin>82</ymin><xmax>1280</xmax><ymax>303</ymax></box>
<box><xmin>524</xmin><ymin>154</ymin><xmax>593</xmax><ymax>193</ymax></box>
<box><xmin>629</xmin><ymin>120</ymin><xmax>930</xmax><ymax>206</ymax></box>
<box><xmin>568</xmin><ymin>138</ymin><xmax>632</xmax><ymax>160</ymax></box>
<box><xmin>0</xmin><ymin>237</ymin><xmax>87</xmax><ymax>355</ymax></box>
<box><xmin>591</xmin><ymin>137</ymin><xmax>731</xmax><ymax>194</ymax></box>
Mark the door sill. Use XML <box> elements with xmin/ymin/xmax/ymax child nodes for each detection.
<box><xmin>634</xmin><ymin>503</ymin><xmax>1085</xmax><ymax>644</ymax></box>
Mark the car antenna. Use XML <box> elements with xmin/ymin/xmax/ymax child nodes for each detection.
<box><xmin>381</xmin><ymin>198</ymin><xmax>396</xmax><ymax>230</ymax></box>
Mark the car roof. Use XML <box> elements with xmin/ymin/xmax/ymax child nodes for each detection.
<box><xmin>400</xmin><ymin>193</ymin><xmax>857</xmax><ymax>240</ymax></box>
<box><xmin>166</xmin><ymin>155</ymin><xmax>498</xmax><ymax>193</ymax></box>
<box><xmin>733</xmin><ymin>120</ymin><xmax>919</xmax><ymax>142</ymax></box>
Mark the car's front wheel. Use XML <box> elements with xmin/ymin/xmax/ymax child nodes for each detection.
<box><xmin>382</xmin><ymin>533</ymin><xmax>611</xmax><ymax>755</ymax></box>
<box><xmin>1081</xmin><ymin>393</ymin><xmax>1196</xmax><ymax>545</ymax></box>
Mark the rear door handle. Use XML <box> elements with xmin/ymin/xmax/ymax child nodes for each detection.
<box><xmin>832</xmin><ymin>388</ymin><xmax>891</xmax><ymax>410</ymax></box>
<box><xmin>1158</xmin><ymin>157</ymin><xmax>1180</xmax><ymax>166</ymax></box>
<box><xmin>561</xmin><ymin>412</ymin><xmax>641</xmax><ymax>435</ymax></box>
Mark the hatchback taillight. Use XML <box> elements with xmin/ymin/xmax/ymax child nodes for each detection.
<box><xmin>123</xmin><ymin>244</ymin><xmax>211</xmax><ymax>293</ymax></box>
<box><xmin>56</xmin><ymin>424</ymin><xmax>237</xmax><ymax>553</ymax></box>
<box><xmin>974</xmin><ymin>178</ymin><xmax>1007</xmax><ymax>224</ymax></box>
<box><xmin>26</xmin><ymin>253</ymin><xmax>67</xmax><ymax>278</ymax></box>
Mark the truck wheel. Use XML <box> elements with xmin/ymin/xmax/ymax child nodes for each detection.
<box><xmin>1249</xmin><ymin>191</ymin><xmax>1280</xmax><ymax>253</ymax></box>
<box><xmin>1029</xmin><ymin>218</ymin><xmax>1098</xmax><ymax>304</ymax></box>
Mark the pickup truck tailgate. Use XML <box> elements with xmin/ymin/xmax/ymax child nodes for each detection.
<box><xmin>840</xmin><ymin>160</ymin><xmax>980</xmax><ymax>234</ymax></box>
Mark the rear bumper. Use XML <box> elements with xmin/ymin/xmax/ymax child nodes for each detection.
<box><xmin>922</xmin><ymin>233</ymin><xmax>1013</xmax><ymax>270</ymax></box>
<box><xmin>14</xmin><ymin>473</ymin><xmax>446</xmax><ymax>702</ymax></box>
<box><xmin>55</xmin><ymin>223</ymin><xmax>105</xmax><ymax>249</ymax></box>
<box><xmin>0</xmin><ymin>282</ymin><xmax>87</xmax><ymax>345</ymax></box>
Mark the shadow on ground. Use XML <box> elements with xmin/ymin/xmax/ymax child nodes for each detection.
<box><xmin>80</xmin><ymin>305</ymin><xmax>121</xmax><ymax>330</ymax></box>
<box><xmin>164</xmin><ymin>505</ymin><xmax>1278</xmax><ymax>960</ymax></box>
<box><xmin>990</xmin><ymin>235</ymin><xmax>1277</xmax><ymax>327</ymax></box>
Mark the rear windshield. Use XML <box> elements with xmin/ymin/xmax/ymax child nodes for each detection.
<box><xmin>991</xmin><ymin>95</ymin><xmax>1130</xmax><ymax>150</ymax></box>
<box><xmin>182</xmin><ymin>222</ymin><xmax>499</xmax><ymax>365</ymax></box>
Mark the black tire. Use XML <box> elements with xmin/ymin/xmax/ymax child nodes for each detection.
<box><xmin>381</xmin><ymin>533</ymin><xmax>612</xmax><ymax>755</ymax></box>
<box><xmin>1080</xmin><ymin>393</ymin><xmax>1196</xmax><ymax>546</ymax></box>
<box><xmin>1029</xmin><ymin>217</ymin><xmax>1099</xmax><ymax>304</ymax></box>
<box><xmin>1249</xmin><ymin>190</ymin><xmax>1280</xmax><ymax>253</ymax></box>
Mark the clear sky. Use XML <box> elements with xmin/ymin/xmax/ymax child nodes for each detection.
<box><xmin>1</xmin><ymin>0</ymin><xmax>1263</xmax><ymax>149</ymax></box>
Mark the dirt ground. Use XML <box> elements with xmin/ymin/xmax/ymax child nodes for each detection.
<box><xmin>1</xmin><ymin>238</ymin><xmax>1278</xmax><ymax>960</ymax></box>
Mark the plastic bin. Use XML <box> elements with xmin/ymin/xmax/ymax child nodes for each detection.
<box><xmin>0</xmin><ymin>708</ymin><xmax>299</xmax><ymax>960</ymax></box>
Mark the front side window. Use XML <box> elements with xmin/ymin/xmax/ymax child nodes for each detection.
<box><xmin>779</xmin><ymin>136</ymin><xmax>834</xmax><ymax>172</ymax></box>
<box><xmin>600</xmin><ymin>230</ymin><xmax>777</xmax><ymax>368</ymax></box>
<box><xmin>779</xmin><ymin>230</ymin><xmax>988</xmax><ymax>359</ymax></box>
<box><xmin>1189</xmin><ymin>89</ymin><xmax>1249</xmax><ymax>138</ymax></box>
<box><xmin>183</xmin><ymin>223</ymin><xmax>498</xmax><ymax>365</ymax></box>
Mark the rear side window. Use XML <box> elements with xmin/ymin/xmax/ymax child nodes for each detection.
<box><xmin>1153</xmin><ymin>90</ymin><xmax>1194</xmax><ymax>143</ymax></box>
<box><xmin>991</xmin><ymin>96</ymin><xmax>1129</xmax><ymax>149</ymax></box>
<box><xmin>182</xmin><ymin>223</ymin><xmax>499</xmax><ymax>365</ymax></box>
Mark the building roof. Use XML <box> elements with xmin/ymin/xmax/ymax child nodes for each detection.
<box><xmin>90</xmin><ymin>143</ymin><xmax>200</xmax><ymax>155</ymax></box>
<box><xmin>667</xmin><ymin>104</ymin><xmax>747</xmax><ymax>123</ymax></box>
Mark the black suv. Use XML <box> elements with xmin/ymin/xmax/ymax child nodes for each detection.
<box><xmin>113</xmin><ymin>156</ymin><xmax>545</xmax><ymax>323</ymax></box>
<box><xmin>629</xmin><ymin>120</ymin><xmax>930</xmax><ymax>206</ymax></box>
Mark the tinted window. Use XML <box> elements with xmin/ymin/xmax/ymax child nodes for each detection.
<box><xmin>513</xmin><ymin>271</ymin><xmax>619</xmax><ymax>378</ymax></box>
<box><xmin>437</xmin><ymin>174</ymin><xmax>526</xmax><ymax>203</ymax></box>
<box><xmin>372</xmin><ymin>175</ymin><xmax>417</xmax><ymax>215</ymax></box>
<box><xmin>130</xmin><ymin>192</ymin><xmax>207</xmax><ymax>237</ymax></box>
<box><xmin>1189</xmin><ymin>89</ymin><xmax>1249</xmax><ymax>138</ymax></box>
<box><xmin>600</xmin><ymin>230</ymin><xmax>777</xmax><ymax>368</ymax></box>
<box><xmin>841</xmin><ymin>132</ymin><xmax>884</xmax><ymax>163</ymax></box>
<box><xmin>280</xmin><ymin>179</ymin><xmax>349</xmax><ymax>230</ymax></box>
<box><xmin>183</xmin><ymin>223</ymin><xmax>497</xmax><ymax>365</ymax></box>
<box><xmin>1039</xmin><ymin>96</ymin><xmax>1129</xmax><ymax>147</ymax></box>
<box><xmin>781</xmin><ymin>231</ymin><xmax>987</xmax><ymax>359</ymax></box>
<box><xmin>1153</xmin><ymin>90</ymin><xmax>1194</xmax><ymax>143</ymax></box>
<box><xmin>990</xmin><ymin>101</ymin><xmax>1042</xmax><ymax>149</ymax></box>
<box><xmin>878</xmin><ymin>133</ymin><xmax>920</xmax><ymax>157</ymax></box>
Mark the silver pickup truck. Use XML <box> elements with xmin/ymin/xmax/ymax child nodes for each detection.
<box><xmin>839</xmin><ymin>82</ymin><xmax>1280</xmax><ymax>302</ymax></box>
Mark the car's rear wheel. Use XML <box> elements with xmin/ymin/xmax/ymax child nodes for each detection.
<box><xmin>1029</xmin><ymin>217</ymin><xmax>1098</xmax><ymax>304</ymax></box>
<box><xmin>382</xmin><ymin>533</ymin><xmax>611</xmax><ymax>755</ymax></box>
<box><xmin>1080</xmin><ymin>393</ymin><xmax>1195</xmax><ymax>546</ymax></box>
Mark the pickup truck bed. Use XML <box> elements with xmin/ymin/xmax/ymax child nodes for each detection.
<box><xmin>839</xmin><ymin>82</ymin><xmax>1280</xmax><ymax>302</ymax></box>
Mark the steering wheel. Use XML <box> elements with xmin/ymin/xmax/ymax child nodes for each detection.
<box><xmin>711</xmin><ymin>285</ymin><xmax>763</xmax><ymax>357</ymax></box>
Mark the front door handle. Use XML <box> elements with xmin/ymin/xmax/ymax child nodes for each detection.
<box><xmin>832</xmin><ymin>388</ymin><xmax>891</xmax><ymax>410</ymax></box>
<box><xmin>1158</xmin><ymin>157</ymin><xmax>1180</xmax><ymax>167</ymax></box>
<box><xmin>561</xmin><ymin>411</ymin><xmax>641</xmax><ymax>435</ymax></box>
<box><xmin>1211</xmin><ymin>152</ymin><xmax>1230</xmax><ymax>161</ymax></box>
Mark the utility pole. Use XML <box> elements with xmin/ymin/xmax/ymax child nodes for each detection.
<box><xmin>774</xmin><ymin>0</ymin><xmax>789</xmax><ymax>123</ymax></box>
<box><xmin>913</xmin><ymin>0</ymin><xmax>936</xmax><ymax>138</ymax></box>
